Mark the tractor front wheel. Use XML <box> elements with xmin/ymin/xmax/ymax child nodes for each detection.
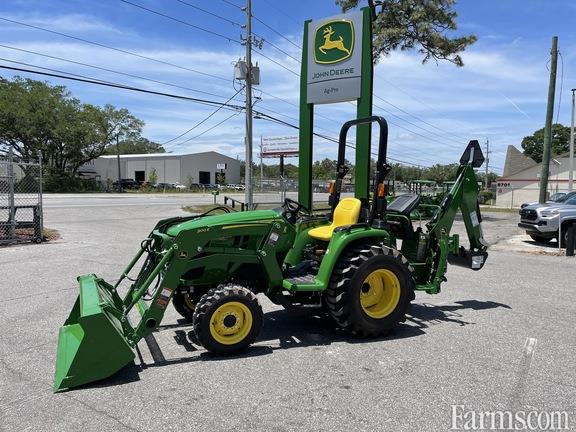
<box><xmin>193</xmin><ymin>284</ymin><xmax>263</xmax><ymax>355</ymax></box>
<box><xmin>324</xmin><ymin>244</ymin><xmax>415</xmax><ymax>337</ymax></box>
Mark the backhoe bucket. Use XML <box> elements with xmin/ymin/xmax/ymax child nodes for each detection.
<box><xmin>53</xmin><ymin>274</ymin><xmax>135</xmax><ymax>392</ymax></box>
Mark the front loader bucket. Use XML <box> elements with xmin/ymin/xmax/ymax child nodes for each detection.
<box><xmin>53</xmin><ymin>274</ymin><xmax>135</xmax><ymax>392</ymax></box>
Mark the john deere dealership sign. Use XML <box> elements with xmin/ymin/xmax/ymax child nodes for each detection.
<box><xmin>307</xmin><ymin>11</ymin><xmax>363</xmax><ymax>104</ymax></box>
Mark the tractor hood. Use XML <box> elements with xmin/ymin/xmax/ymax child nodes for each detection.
<box><xmin>165</xmin><ymin>209</ymin><xmax>282</xmax><ymax>236</ymax></box>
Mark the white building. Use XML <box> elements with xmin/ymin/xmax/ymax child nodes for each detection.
<box><xmin>91</xmin><ymin>151</ymin><xmax>240</xmax><ymax>185</ymax></box>
<box><xmin>496</xmin><ymin>145</ymin><xmax>574</xmax><ymax>207</ymax></box>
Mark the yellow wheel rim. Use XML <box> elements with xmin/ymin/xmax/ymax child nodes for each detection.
<box><xmin>360</xmin><ymin>269</ymin><xmax>401</xmax><ymax>319</ymax></box>
<box><xmin>209</xmin><ymin>301</ymin><xmax>253</xmax><ymax>345</ymax></box>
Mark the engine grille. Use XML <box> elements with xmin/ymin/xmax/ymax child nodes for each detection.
<box><xmin>520</xmin><ymin>208</ymin><xmax>537</xmax><ymax>221</ymax></box>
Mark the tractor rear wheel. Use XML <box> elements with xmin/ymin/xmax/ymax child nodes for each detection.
<box><xmin>172</xmin><ymin>287</ymin><xmax>205</xmax><ymax>321</ymax></box>
<box><xmin>324</xmin><ymin>244</ymin><xmax>415</xmax><ymax>337</ymax></box>
<box><xmin>193</xmin><ymin>284</ymin><xmax>263</xmax><ymax>355</ymax></box>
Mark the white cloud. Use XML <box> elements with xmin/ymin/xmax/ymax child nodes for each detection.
<box><xmin>1</xmin><ymin>10</ymin><xmax>574</xmax><ymax>173</ymax></box>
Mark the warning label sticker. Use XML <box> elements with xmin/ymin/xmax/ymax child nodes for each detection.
<box><xmin>470</xmin><ymin>211</ymin><xmax>479</xmax><ymax>227</ymax></box>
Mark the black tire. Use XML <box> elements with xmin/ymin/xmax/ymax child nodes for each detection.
<box><xmin>529</xmin><ymin>235</ymin><xmax>553</xmax><ymax>244</ymax></box>
<box><xmin>193</xmin><ymin>284</ymin><xmax>263</xmax><ymax>355</ymax></box>
<box><xmin>172</xmin><ymin>287</ymin><xmax>205</xmax><ymax>321</ymax></box>
<box><xmin>324</xmin><ymin>243</ymin><xmax>415</xmax><ymax>337</ymax></box>
<box><xmin>559</xmin><ymin>224</ymin><xmax>574</xmax><ymax>248</ymax></box>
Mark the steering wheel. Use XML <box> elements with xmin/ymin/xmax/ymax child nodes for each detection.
<box><xmin>282</xmin><ymin>198</ymin><xmax>309</xmax><ymax>223</ymax></box>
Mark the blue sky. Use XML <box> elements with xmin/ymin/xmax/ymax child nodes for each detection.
<box><xmin>0</xmin><ymin>0</ymin><xmax>575</xmax><ymax>173</ymax></box>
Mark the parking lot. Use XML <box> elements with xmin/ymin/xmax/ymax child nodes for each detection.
<box><xmin>1</xmin><ymin>194</ymin><xmax>575</xmax><ymax>431</ymax></box>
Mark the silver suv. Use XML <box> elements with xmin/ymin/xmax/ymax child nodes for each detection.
<box><xmin>518</xmin><ymin>195</ymin><xmax>576</xmax><ymax>246</ymax></box>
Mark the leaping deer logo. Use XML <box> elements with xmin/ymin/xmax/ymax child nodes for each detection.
<box><xmin>319</xmin><ymin>25</ymin><xmax>351</xmax><ymax>56</ymax></box>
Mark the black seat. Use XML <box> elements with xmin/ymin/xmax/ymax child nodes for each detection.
<box><xmin>387</xmin><ymin>194</ymin><xmax>421</xmax><ymax>216</ymax></box>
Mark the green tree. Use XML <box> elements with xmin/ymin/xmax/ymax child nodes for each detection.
<box><xmin>101</xmin><ymin>105</ymin><xmax>144</xmax><ymax>154</ymax></box>
<box><xmin>521</xmin><ymin>124</ymin><xmax>571</xmax><ymax>163</ymax></box>
<box><xmin>337</xmin><ymin>0</ymin><xmax>476</xmax><ymax>66</ymax></box>
<box><xmin>104</xmin><ymin>137</ymin><xmax>165</xmax><ymax>155</ymax></box>
<box><xmin>149</xmin><ymin>167</ymin><xmax>159</xmax><ymax>185</ymax></box>
<box><xmin>0</xmin><ymin>77</ymin><xmax>149</xmax><ymax>181</ymax></box>
<box><xmin>0</xmin><ymin>77</ymin><xmax>69</xmax><ymax>162</ymax></box>
<box><xmin>313</xmin><ymin>158</ymin><xmax>338</xmax><ymax>179</ymax></box>
<box><xmin>424</xmin><ymin>163</ymin><xmax>459</xmax><ymax>183</ymax></box>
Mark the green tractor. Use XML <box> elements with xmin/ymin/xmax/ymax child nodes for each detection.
<box><xmin>54</xmin><ymin>116</ymin><xmax>488</xmax><ymax>392</ymax></box>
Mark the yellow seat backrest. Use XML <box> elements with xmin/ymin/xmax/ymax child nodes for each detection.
<box><xmin>307</xmin><ymin>198</ymin><xmax>362</xmax><ymax>241</ymax></box>
<box><xmin>333</xmin><ymin>197</ymin><xmax>362</xmax><ymax>226</ymax></box>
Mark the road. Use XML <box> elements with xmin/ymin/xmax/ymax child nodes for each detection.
<box><xmin>0</xmin><ymin>194</ymin><xmax>574</xmax><ymax>431</ymax></box>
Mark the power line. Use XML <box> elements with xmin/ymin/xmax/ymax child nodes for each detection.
<box><xmin>255</xmin><ymin>112</ymin><xmax>433</xmax><ymax>167</ymax></box>
<box><xmin>174</xmin><ymin>0</ymin><xmax>242</xmax><ymax>27</ymax></box>
<box><xmin>373</xmin><ymin>94</ymin><xmax>465</xmax><ymax>145</ymax></box>
<box><xmin>244</xmin><ymin>13</ymin><xmax>476</xmax><ymax>147</ymax></box>
<box><xmin>259</xmin><ymin>0</ymin><xmax>302</xmax><ymax>28</ymax></box>
<box><xmin>255</xmin><ymin>50</ymin><xmax>299</xmax><ymax>76</ymax></box>
<box><xmin>119</xmin><ymin>0</ymin><xmax>241</xmax><ymax>44</ymax></box>
<box><xmin>0</xmin><ymin>63</ymin><xmax>245</xmax><ymax>109</ymax></box>
<box><xmin>0</xmin><ymin>16</ymin><xmax>229</xmax><ymax>83</ymax></box>
<box><xmin>7</xmin><ymin>2</ymin><xmax>467</xmax><ymax>155</ymax></box>
<box><xmin>252</xmin><ymin>15</ymin><xmax>302</xmax><ymax>51</ymax></box>
<box><xmin>0</xmin><ymin>43</ymin><xmax>243</xmax><ymax>102</ymax></box>
<box><xmin>162</xmin><ymin>86</ymin><xmax>245</xmax><ymax>145</ymax></box>
<box><xmin>167</xmin><ymin>112</ymin><xmax>242</xmax><ymax>148</ymax></box>
<box><xmin>0</xmin><ymin>57</ymin><xmax>119</xmax><ymax>85</ymax></box>
<box><xmin>172</xmin><ymin>0</ymin><xmax>300</xmax><ymax>63</ymax></box>
<box><xmin>218</xmin><ymin>0</ymin><xmax>243</xmax><ymax>10</ymax></box>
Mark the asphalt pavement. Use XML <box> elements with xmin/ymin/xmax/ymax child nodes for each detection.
<box><xmin>0</xmin><ymin>194</ymin><xmax>574</xmax><ymax>431</ymax></box>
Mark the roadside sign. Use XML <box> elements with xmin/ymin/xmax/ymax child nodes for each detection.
<box><xmin>261</xmin><ymin>136</ymin><xmax>299</xmax><ymax>158</ymax></box>
<box><xmin>306</xmin><ymin>11</ymin><xmax>363</xmax><ymax>104</ymax></box>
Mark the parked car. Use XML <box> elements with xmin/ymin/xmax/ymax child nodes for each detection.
<box><xmin>112</xmin><ymin>178</ymin><xmax>138</xmax><ymax>189</ymax></box>
<box><xmin>154</xmin><ymin>182</ymin><xmax>187</xmax><ymax>190</ymax></box>
<box><xmin>519</xmin><ymin>191</ymin><xmax>576</xmax><ymax>209</ymax></box>
<box><xmin>518</xmin><ymin>195</ymin><xmax>576</xmax><ymax>246</ymax></box>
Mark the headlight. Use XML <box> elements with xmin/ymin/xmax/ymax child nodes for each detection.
<box><xmin>540</xmin><ymin>209</ymin><xmax>559</xmax><ymax>217</ymax></box>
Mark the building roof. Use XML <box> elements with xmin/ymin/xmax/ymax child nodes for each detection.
<box><xmin>502</xmin><ymin>145</ymin><xmax>537</xmax><ymax>177</ymax></box>
<box><xmin>98</xmin><ymin>151</ymin><xmax>237</xmax><ymax>160</ymax></box>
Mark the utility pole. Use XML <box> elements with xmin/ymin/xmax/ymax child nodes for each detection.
<box><xmin>243</xmin><ymin>0</ymin><xmax>254</xmax><ymax>208</ymax></box>
<box><xmin>539</xmin><ymin>36</ymin><xmax>558</xmax><ymax>203</ymax></box>
<box><xmin>569</xmin><ymin>88</ymin><xmax>575</xmax><ymax>192</ymax></box>
<box><xmin>116</xmin><ymin>136</ymin><xmax>122</xmax><ymax>193</ymax></box>
<box><xmin>484</xmin><ymin>138</ymin><xmax>490</xmax><ymax>190</ymax></box>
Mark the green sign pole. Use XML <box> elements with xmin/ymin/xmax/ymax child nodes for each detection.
<box><xmin>298</xmin><ymin>19</ymin><xmax>314</xmax><ymax>210</ymax></box>
<box><xmin>355</xmin><ymin>7</ymin><xmax>373</xmax><ymax>201</ymax></box>
<box><xmin>298</xmin><ymin>8</ymin><xmax>372</xmax><ymax>210</ymax></box>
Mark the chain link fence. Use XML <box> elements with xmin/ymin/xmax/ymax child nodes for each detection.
<box><xmin>0</xmin><ymin>148</ymin><xmax>43</xmax><ymax>244</ymax></box>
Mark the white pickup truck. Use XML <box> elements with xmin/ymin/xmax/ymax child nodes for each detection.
<box><xmin>518</xmin><ymin>194</ymin><xmax>576</xmax><ymax>246</ymax></box>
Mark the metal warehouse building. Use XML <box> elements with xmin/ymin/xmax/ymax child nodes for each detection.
<box><xmin>93</xmin><ymin>151</ymin><xmax>241</xmax><ymax>185</ymax></box>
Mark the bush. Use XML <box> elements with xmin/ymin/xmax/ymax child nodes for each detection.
<box><xmin>478</xmin><ymin>190</ymin><xmax>494</xmax><ymax>204</ymax></box>
<box><xmin>43</xmin><ymin>174</ymin><xmax>102</xmax><ymax>192</ymax></box>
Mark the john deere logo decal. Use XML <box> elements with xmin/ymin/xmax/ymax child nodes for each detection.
<box><xmin>314</xmin><ymin>20</ymin><xmax>354</xmax><ymax>64</ymax></box>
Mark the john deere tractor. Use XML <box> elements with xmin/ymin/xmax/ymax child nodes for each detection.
<box><xmin>54</xmin><ymin>116</ymin><xmax>488</xmax><ymax>392</ymax></box>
